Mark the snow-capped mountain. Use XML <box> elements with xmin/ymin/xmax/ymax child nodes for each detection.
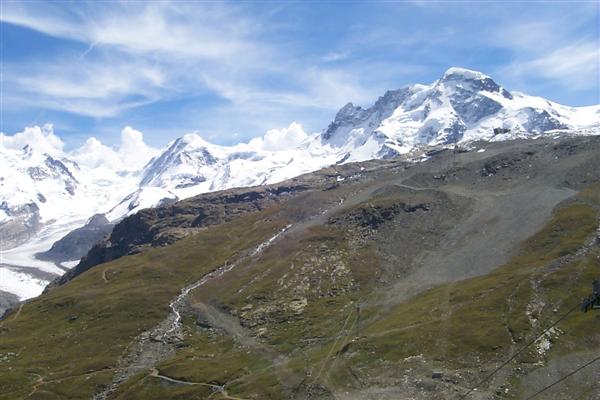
<box><xmin>109</xmin><ymin>124</ymin><xmax>342</xmax><ymax>215</ymax></box>
<box><xmin>320</xmin><ymin>67</ymin><xmax>599</xmax><ymax>162</ymax></box>
<box><xmin>0</xmin><ymin>126</ymin><xmax>155</xmax><ymax>299</ymax></box>
<box><xmin>1</xmin><ymin>67</ymin><xmax>598</xmax><ymax>301</ymax></box>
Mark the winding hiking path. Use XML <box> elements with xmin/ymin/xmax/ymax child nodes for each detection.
<box><xmin>93</xmin><ymin>225</ymin><xmax>292</xmax><ymax>400</ymax></box>
<box><xmin>149</xmin><ymin>368</ymin><xmax>248</xmax><ymax>400</ymax></box>
<box><xmin>12</xmin><ymin>303</ymin><xmax>23</xmax><ymax>320</ymax></box>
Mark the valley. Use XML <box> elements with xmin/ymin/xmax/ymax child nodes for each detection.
<box><xmin>2</xmin><ymin>68</ymin><xmax>599</xmax><ymax>303</ymax></box>
<box><xmin>1</xmin><ymin>135</ymin><xmax>598</xmax><ymax>399</ymax></box>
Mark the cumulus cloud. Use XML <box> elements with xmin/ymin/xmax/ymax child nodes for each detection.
<box><xmin>247</xmin><ymin>123</ymin><xmax>309</xmax><ymax>151</ymax></box>
<box><xmin>71</xmin><ymin>126</ymin><xmax>159</xmax><ymax>171</ymax></box>
<box><xmin>1</xmin><ymin>124</ymin><xmax>158</xmax><ymax>171</ymax></box>
<box><xmin>70</xmin><ymin>137</ymin><xmax>123</xmax><ymax>169</ymax></box>
<box><xmin>118</xmin><ymin>126</ymin><xmax>159</xmax><ymax>169</ymax></box>
<box><xmin>0</xmin><ymin>124</ymin><xmax>64</xmax><ymax>156</ymax></box>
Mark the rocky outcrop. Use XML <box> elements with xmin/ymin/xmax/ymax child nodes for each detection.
<box><xmin>0</xmin><ymin>202</ymin><xmax>41</xmax><ymax>249</ymax></box>
<box><xmin>47</xmin><ymin>181</ymin><xmax>314</xmax><ymax>288</ymax></box>
<box><xmin>36</xmin><ymin>214</ymin><xmax>114</xmax><ymax>263</ymax></box>
<box><xmin>0</xmin><ymin>290</ymin><xmax>20</xmax><ymax>319</ymax></box>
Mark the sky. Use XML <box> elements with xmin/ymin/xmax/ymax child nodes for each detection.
<box><xmin>1</xmin><ymin>0</ymin><xmax>599</xmax><ymax>149</ymax></box>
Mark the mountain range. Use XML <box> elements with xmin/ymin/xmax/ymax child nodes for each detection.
<box><xmin>1</xmin><ymin>132</ymin><xmax>599</xmax><ymax>399</ymax></box>
<box><xmin>1</xmin><ymin>67</ymin><xmax>598</xmax><ymax>301</ymax></box>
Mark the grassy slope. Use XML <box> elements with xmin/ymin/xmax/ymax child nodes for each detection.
<box><xmin>1</xmin><ymin>185</ymin><xmax>598</xmax><ymax>399</ymax></box>
<box><xmin>327</xmin><ymin>192</ymin><xmax>600</xmax><ymax>396</ymax></box>
<box><xmin>113</xmin><ymin>189</ymin><xmax>599</xmax><ymax>399</ymax></box>
<box><xmin>0</xmin><ymin>208</ymin><xmax>287</xmax><ymax>399</ymax></box>
<box><xmin>112</xmin><ymin>224</ymin><xmax>381</xmax><ymax>399</ymax></box>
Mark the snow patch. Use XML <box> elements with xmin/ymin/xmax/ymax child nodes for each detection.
<box><xmin>0</xmin><ymin>266</ymin><xmax>49</xmax><ymax>301</ymax></box>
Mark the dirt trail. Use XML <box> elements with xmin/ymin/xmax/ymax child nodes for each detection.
<box><xmin>27</xmin><ymin>373</ymin><xmax>43</xmax><ymax>398</ymax></box>
<box><xmin>27</xmin><ymin>368</ymin><xmax>114</xmax><ymax>398</ymax></box>
<box><xmin>192</xmin><ymin>302</ymin><xmax>300</xmax><ymax>389</ymax></box>
<box><xmin>86</xmin><ymin>137</ymin><xmax>598</xmax><ymax>399</ymax></box>
<box><xmin>12</xmin><ymin>303</ymin><xmax>23</xmax><ymax>320</ymax></box>
<box><xmin>148</xmin><ymin>367</ymin><xmax>248</xmax><ymax>399</ymax></box>
<box><xmin>93</xmin><ymin>225</ymin><xmax>292</xmax><ymax>400</ymax></box>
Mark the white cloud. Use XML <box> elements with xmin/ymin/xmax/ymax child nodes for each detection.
<box><xmin>487</xmin><ymin>14</ymin><xmax>600</xmax><ymax>93</ymax></box>
<box><xmin>322</xmin><ymin>51</ymin><xmax>349</xmax><ymax>62</ymax></box>
<box><xmin>118</xmin><ymin>127</ymin><xmax>160</xmax><ymax>169</ymax></box>
<box><xmin>1</xmin><ymin>124</ymin><xmax>158</xmax><ymax>171</ymax></box>
<box><xmin>70</xmin><ymin>137</ymin><xmax>123</xmax><ymax>169</ymax></box>
<box><xmin>0</xmin><ymin>124</ymin><xmax>64</xmax><ymax>156</ymax></box>
<box><xmin>0</xmin><ymin>2</ymin><xmax>270</xmax><ymax>118</ymax></box>
<box><xmin>1</xmin><ymin>1</ymin><xmax>385</xmax><ymax>127</ymax></box>
<box><xmin>489</xmin><ymin>21</ymin><xmax>563</xmax><ymax>53</ymax></box>
<box><xmin>247</xmin><ymin>122</ymin><xmax>308</xmax><ymax>151</ymax></box>
<box><xmin>1</xmin><ymin>3</ymin><xmax>261</xmax><ymax>61</ymax></box>
<box><xmin>71</xmin><ymin>126</ymin><xmax>159</xmax><ymax>171</ymax></box>
<box><xmin>5</xmin><ymin>56</ymin><xmax>165</xmax><ymax>118</ymax></box>
<box><xmin>2</xmin><ymin>1</ymin><xmax>597</xmax><ymax>143</ymax></box>
<box><xmin>503</xmin><ymin>42</ymin><xmax>599</xmax><ymax>90</ymax></box>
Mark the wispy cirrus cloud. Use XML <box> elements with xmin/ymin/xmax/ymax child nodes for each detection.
<box><xmin>501</xmin><ymin>41</ymin><xmax>599</xmax><ymax>91</ymax></box>
<box><xmin>1</xmin><ymin>2</ymin><xmax>262</xmax><ymax>61</ymax></box>
<box><xmin>484</xmin><ymin>8</ymin><xmax>600</xmax><ymax>94</ymax></box>
<box><xmin>1</xmin><ymin>1</ymin><xmax>385</xmax><ymax>136</ymax></box>
<box><xmin>1</xmin><ymin>2</ymin><xmax>269</xmax><ymax>116</ymax></box>
<box><xmin>1</xmin><ymin>1</ymin><xmax>598</xmax><ymax>146</ymax></box>
<box><xmin>4</xmin><ymin>56</ymin><xmax>166</xmax><ymax>118</ymax></box>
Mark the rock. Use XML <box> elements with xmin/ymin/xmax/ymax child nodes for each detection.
<box><xmin>36</xmin><ymin>213</ymin><xmax>114</xmax><ymax>263</ymax></box>
<box><xmin>288</xmin><ymin>298</ymin><xmax>308</xmax><ymax>314</ymax></box>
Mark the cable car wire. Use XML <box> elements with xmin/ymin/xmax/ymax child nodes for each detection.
<box><xmin>522</xmin><ymin>354</ymin><xmax>600</xmax><ymax>400</ymax></box>
<box><xmin>458</xmin><ymin>301</ymin><xmax>581</xmax><ymax>399</ymax></box>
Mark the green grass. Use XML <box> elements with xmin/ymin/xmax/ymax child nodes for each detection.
<box><xmin>187</xmin><ymin>224</ymin><xmax>379</xmax><ymax>355</ymax></box>
<box><xmin>112</xmin><ymin>332</ymin><xmax>284</xmax><ymax>400</ymax></box>
<box><xmin>0</xmin><ymin>207</ymin><xmax>286</xmax><ymax>399</ymax></box>
<box><xmin>344</xmin><ymin>201</ymin><xmax>599</xmax><ymax>374</ymax></box>
<box><xmin>110</xmin><ymin>221</ymin><xmax>384</xmax><ymax>399</ymax></box>
<box><xmin>1</xmin><ymin>186</ymin><xmax>598</xmax><ymax>399</ymax></box>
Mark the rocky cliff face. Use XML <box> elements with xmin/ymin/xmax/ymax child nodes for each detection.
<box><xmin>49</xmin><ymin>180</ymin><xmax>322</xmax><ymax>287</ymax></box>
<box><xmin>0</xmin><ymin>202</ymin><xmax>41</xmax><ymax>249</ymax></box>
<box><xmin>36</xmin><ymin>214</ymin><xmax>114</xmax><ymax>264</ymax></box>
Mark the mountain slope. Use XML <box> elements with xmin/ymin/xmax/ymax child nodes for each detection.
<box><xmin>1</xmin><ymin>135</ymin><xmax>599</xmax><ymax>400</ymax></box>
<box><xmin>0</xmin><ymin>136</ymin><xmax>145</xmax><ymax>300</ymax></box>
<box><xmin>36</xmin><ymin>214</ymin><xmax>114</xmax><ymax>264</ymax></box>
<box><xmin>1</xmin><ymin>67</ymin><xmax>598</xmax><ymax>301</ymax></box>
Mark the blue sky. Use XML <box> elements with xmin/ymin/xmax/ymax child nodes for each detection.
<box><xmin>1</xmin><ymin>1</ymin><xmax>598</xmax><ymax>148</ymax></box>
